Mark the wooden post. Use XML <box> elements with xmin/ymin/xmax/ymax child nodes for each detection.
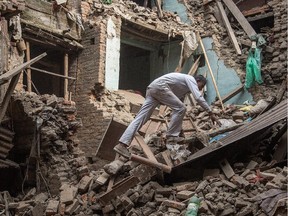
<box><xmin>143</xmin><ymin>0</ymin><xmax>148</xmax><ymax>7</ymax></box>
<box><xmin>197</xmin><ymin>34</ymin><xmax>225</xmax><ymax>110</ymax></box>
<box><xmin>25</xmin><ymin>41</ymin><xmax>32</xmax><ymax>92</ymax></box>
<box><xmin>64</xmin><ymin>53</ymin><xmax>69</xmax><ymax>100</ymax></box>
<box><xmin>130</xmin><ymin>153</ymin><xmax>172</xmax><ymax>173</ymax></box>
<box><xmin>216</xmin><ymin>0</ymin><xmax>242</xmax><ymax>55</ymax></box>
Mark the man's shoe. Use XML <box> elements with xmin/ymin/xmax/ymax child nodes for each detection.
<box><xmin>166</xmin><ymin>136</ymin><xmax>185</xmax><ymax>144</ymax></box>
<box><xmin>113</xmin><ymin>143</ymin><xmax>131</xmax><ymax>158</ymax></box>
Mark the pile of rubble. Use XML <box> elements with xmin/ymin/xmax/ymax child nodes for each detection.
<box><xmin>81</xmin><ymin>0</ymin><xmax>193</xmax><ymax>34</ymax></box>
<box><xmin>0</xmin><ymin>91</ymin><xmax>286</xmax><ymax>216</ymax></box>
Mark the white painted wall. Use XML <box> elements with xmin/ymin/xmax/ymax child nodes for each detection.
<box><xmin>105</xmin><ymin>17</ymin><xmax>120</xmax><ymax>90</ymax></box>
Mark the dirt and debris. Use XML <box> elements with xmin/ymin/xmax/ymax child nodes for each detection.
<box><xmin>0</xmin><ymin>90</ymin><xmax>286</xmax><ymax>216</ymax></box>
<box><xmin>0</xmin><ymin>0</ymin><xmax>287</xmax><ymax>215</ymax></box>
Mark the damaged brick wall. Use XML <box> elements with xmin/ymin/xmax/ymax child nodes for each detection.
<box><xmin>267</xmin><ymin>0</ymin><xmax>287</xmax><ymax>82</ymax></box>
<box><xmin>72</xmin><ymin>14</ymin><xmax>123</xmax><ymax>157</ymax></box>
<box><xmin>73</xmin><ymin>22</ymin><xmax>110</xmax><ymax>157</ymax></box>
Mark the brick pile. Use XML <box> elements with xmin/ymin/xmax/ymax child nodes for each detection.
<box><xmin>1</xmin><ymin>92</ymin><xmax>286</xmax><ymax>215</ymax></box>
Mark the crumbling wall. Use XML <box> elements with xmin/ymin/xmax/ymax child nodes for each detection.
<box><xmin>73</xmin><ymin>21</ymin><xmax>110</xmax><ymax>157</ymax></box>
<box><xmin>0</xmin><ymin>1</ymin><xmax>25</xmax><ymax>102</ymax></box>
<box><xmin>266</xmin><ymin>0</ymin><xmax>287</xmax><ymax>83</ymax></box>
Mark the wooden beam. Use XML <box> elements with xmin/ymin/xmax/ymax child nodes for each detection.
<box><xmin>197</xmin><ymin>34</ymin><xmax>225</xmax><ymax>110</ymax></box>
<box><xmin>130</xmin><ymin>154</ymin><xmax>172</xmax><ymax>173</ymax></box>
<box><xmin>216</xmin><ymin>0</ymin><xmax>242</xmax><ymax>55</ymax></box>
<box><xmin>64</xmin><ymin>53</ymin><xmax>69</xmax><ymax>100</ymax></box>
<box><xmin>0</xmin><ymin>52</ymin><xmax>47</xmax><ymax>84</ymax></box>
<box><xmin>25</xmin><ymin>41</ymin><xmax>32</xmax><ymax>92</ymax></box>
<box><xmin>98</xmin><ymin>176</ymin><xmax>140</xmax><ymax>205</ymax></box>
<box><xmin>214</xmin><ymin>84</ymin><xmax>244</xmax><ymax>105</ymax></box>
<box><xmin>0</xmin><ymin>53</ymin><xmax>47</xmax><ymax>123</ymax></box>
<box><xmin>30</xmin><ymin>67</ymin><xmax>76</xmax><ymax>80</ymax></box>
<box><xmin>188</xmin><ymin>56</ymin><xmax>201</xmax><ymax>76</ymax></box>
<box><xmin>134</xmin><ymin>134</ymin><xmax>157</xmax><ymax>162</ymax></box>
<box><xmin>222</xmin><ymin>0</ymin><xmax>257</xmax><ymax>38</ymax></box>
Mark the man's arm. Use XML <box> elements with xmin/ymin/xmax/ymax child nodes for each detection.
<box><xmin>185</xmin><ymin>76</ymin><xmax>211</xmax><ymax>112</ymax></box>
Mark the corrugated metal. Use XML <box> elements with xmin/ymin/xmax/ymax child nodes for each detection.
<box><xmin>173</xmin><ymin>99</ymin><xmax>287</xmax><ymax>169</ymax></box>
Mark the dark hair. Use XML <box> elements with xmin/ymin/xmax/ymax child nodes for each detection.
<box><xmin>195</xmin><ymin>75</ymin><xmax>207</xmax><ymax>85</ymax></box>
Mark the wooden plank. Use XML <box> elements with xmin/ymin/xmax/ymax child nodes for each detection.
<box><xmin>145</xmin><ymin>120</ymin><xmax>161</xmax><ymax>135</ymax></box>
<box><xmin>161</xmin><ymin>150</ymin><xmax>174</xmax><ymax>167</ymax></box>
<box><xmin>188</xmin><ymin>56</ymin><xmax>200</xmax><ymax>76</ymax></box>
<box><xmin>25</xmin><ymin>41</ymin><xmax>32</xmax><ymax>92</ymax></box>
<box><xmin>134</xmin><ymin>134</ymin><xmax>157</xmax><ymax>162</ymax></box>
<box><xmin>30</xmin><ymin>67</ymin><xmax>76</xmax><ymax>80</ymax></box>
<box><xmin>216</xmin><ymin>1</ymin><xmax>242</xmax><ymax>55</ymax></box>
<box><xmin>215</xmin><ymin>84</ymin><xmax>244</xmax><ymax>105</ymax></box>
<box><xmin>64</xmin><ymin>53</ymin><xmax>69</xmax><ymax>100</ymax></box>
<box><xmin>197</xmin><ymin>34</ymin><xmax>224</xmax><ymax>110</ymax></box>
<box><xmin>98</xmin><ymin>176</ymin><xmax>140</xmax><ymax>205</ymax></box>
<box><xmin>222</xmin><ymin>0</ymin><xmax>257</xmax><ymax>38</ymax></box>
<box><xmin>96</xmin><ymin>118</ymin><xmax>127</xmax><ymax>161</ymax></box>
<box><xmin>203</xmin><ymin>0</ymin><xmax>213</xmax><ymax>5</ymax></box>
<box><xmin>0</xmin><ymin>74</ymin><xmax>21</xmax><ymax>124</ymax></box>
<box><xmin>0</xmin><ymin>52</ymin><xmax>47</xmax><ymax>84</ymax></box>
<box><xmin>139</xmin><ymin>120</ymin><xmax>151</xmax><ymax>135</ymax></box>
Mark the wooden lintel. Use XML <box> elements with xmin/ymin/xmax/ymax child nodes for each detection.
<box><xmin>216</xmin><ymin>1</ymin><xmax>242</xmax><ymax>55</ymax></box>
<box><xmin>222</xmin><ymin>0</ymin><xmax>257</xmax><ymax>38</ymax></box>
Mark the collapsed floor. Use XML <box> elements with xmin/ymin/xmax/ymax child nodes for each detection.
<box><xmin>0</xmin><ymin>89</ymin><xmax>286</xmax><ymax>216</ymax></box>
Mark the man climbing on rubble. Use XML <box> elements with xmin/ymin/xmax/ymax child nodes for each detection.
<box><xmin>114</xmin><ymin>72</ymin><xmax>221</xmax><ymax>158</ymax></box>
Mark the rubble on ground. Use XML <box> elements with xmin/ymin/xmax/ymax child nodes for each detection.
<box><xmin>1</xmin><ymin>92</ymin><xmax>286</xmax><ymax>216</ymax></box>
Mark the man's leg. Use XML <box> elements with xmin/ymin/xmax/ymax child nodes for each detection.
<box><xmin>119</xmin><ymin>92</ymin><xmax>159</xmax><ymax>145</ymax></box>
<box><xmin>150</xmin><ymin>86</ymin><xmax>186</xmax><ymax>137</ymax></box>
<box><xmin>114</xmin><ymin>90</ymin><xmax>159</xmax><ymax>157</ymax></box>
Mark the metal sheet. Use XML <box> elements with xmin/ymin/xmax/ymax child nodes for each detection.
<box><xmin>173</xmin><ymin>99</ymin><xmax>287</xmax><ymax>170</ymax></box>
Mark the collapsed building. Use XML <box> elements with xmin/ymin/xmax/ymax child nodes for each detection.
<box><xmin>0</xmin><ymin>0</ymin><xmax>287</xmax><ymax>215</ymax></box>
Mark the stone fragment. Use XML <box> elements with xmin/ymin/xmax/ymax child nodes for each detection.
<box><xmin>162</xmin><ymin>200</ymin><xmax>186</xmax><ymax>211</ymax></box>
<box><xmin>46</xmin><ymin>200</ymin><xmax>59</xmax><ymax>216</ymax></box>
<box><xmin>176</xmin><ymin>190</ymin><xmax>194</xmax><ymax>200</ymax></box>
<box><xmin>64</xmin><ymin>199</ymin><xmax>79</xmax><ymax>215</ymax></box>
<box><xmin>78</xmin><ymin>175</ymin><xmax>93</xmax><ymax>193</ymax></box>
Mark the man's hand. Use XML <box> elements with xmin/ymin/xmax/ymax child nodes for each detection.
<box><xmin>208</xmin><ymin>112</ymin><xmax>222</xmax><ymax>126</ymax></box>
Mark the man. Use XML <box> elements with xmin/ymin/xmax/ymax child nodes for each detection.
<box><xmin>114</xmin><ymin>72</ymin><xmax>220</xmax><ymax>158</ymax></box>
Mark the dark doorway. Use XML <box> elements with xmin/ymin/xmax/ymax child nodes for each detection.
<box><xmin>119</xmin><ymin>43</ymin><xmax>150</xmax><ymax>96</ymax></box>
<box><xmin>23</xmin><ymin>44</ymin><xmax>64</xmax><ymax>97</ymax></box>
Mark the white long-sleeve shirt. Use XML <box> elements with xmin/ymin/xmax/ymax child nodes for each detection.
<box><xmin>148</xmin><ymin>72</ymin><xmax>211</xmax><ymax>112</ymax></box>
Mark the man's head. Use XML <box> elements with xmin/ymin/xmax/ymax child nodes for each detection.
<box><xmin>195</xmin><ymin>75</ymin><xmax>207</xmax><ymax>91</ymax></box>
